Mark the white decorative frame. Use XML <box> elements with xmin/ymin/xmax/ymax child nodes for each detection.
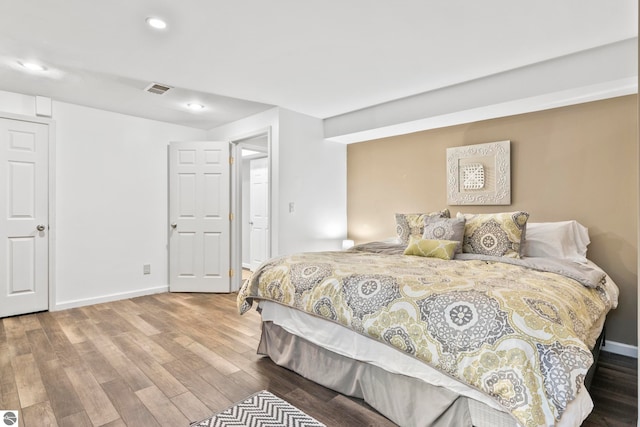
<box><xmin>446</xmin><ymin>140</ymin><xmax>511</xmax><ymax>205</ymax></box>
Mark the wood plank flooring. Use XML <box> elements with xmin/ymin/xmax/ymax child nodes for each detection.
<box><xmin>585</xmin><ymin>351</ymin><xmax>638</xmax><ymax>426</ymax></box>
<box><xmin>0</xmin><ymin>292</ymin><xmax>636</xmax><ymax>426</ymax></box>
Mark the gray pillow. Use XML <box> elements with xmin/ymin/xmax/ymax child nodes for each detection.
<box><xmin>422</xmin><ymin>216</ymin><xmax>466</xmax><ymax>253</ymax></box>
<box><xmin>395</xmin><ymin>209</ymin><xmax>450</xmax><ymax>245</ymax></box>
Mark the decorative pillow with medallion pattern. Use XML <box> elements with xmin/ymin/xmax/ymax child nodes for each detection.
<box><xmin>458</xmin><ymin>211</ymin><xmax>529</xmax><ymax>258</ymax></box>
<box><xmin>395</xmin><ymin>209</ymin><xmax>450</xmax><ymax>245</ymax></box>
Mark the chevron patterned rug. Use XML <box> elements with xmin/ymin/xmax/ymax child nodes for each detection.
<box><xmin>191</xmin><ymin>390</ymin><xmax>326</xmax><ymax>427</ymax></box>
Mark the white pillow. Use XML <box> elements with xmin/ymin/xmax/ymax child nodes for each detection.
<box><xmin>523</xmin><ymin>221</ymin><xmax>590</xmax><ymax>263</ymax></box>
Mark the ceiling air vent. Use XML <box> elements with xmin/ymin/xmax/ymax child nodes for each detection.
<box><xmin>144</xmin><ymin>82</ymin><xmax>172</xmax><ymax>95</ymax></box>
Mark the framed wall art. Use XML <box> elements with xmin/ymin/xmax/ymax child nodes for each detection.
<box><xmin>446</xmin><ymin>140</ymin><xmax>511</xmax><ymax>205</ymax></box>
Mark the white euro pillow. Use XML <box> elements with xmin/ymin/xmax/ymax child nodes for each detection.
<box><xmin>523</xmin><ymin>220</ymin><xmax>590</xmax><ymax>263</ymax></box>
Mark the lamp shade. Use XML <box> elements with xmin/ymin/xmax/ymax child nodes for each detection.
<box><xmin>342</xmin><ymin>239</ymin><xmax>355</xmax><ymax>250</ymax></box>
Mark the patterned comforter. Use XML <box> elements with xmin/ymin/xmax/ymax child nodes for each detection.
<box><xmin>237</xmin><ymin>249</ymin><xmax>618</xmax><ymax>427</ymax></box>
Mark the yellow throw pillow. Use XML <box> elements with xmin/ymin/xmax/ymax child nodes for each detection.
<box><xmin>403</xmin><ymin>236</ymin><xmax>459</xmax><ymax>260</ymax></box>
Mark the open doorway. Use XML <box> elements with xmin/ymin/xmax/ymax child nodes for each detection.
<box><xmin>231</xmin><ymin>129</ymin><xmax>271</xmax><ymax>291</ymax></box>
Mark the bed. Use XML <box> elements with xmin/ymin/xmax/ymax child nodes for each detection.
<box><xmin>237</xmin><ymin>211</ymin><xmax>619</xmax><ymax>427</ymax></box>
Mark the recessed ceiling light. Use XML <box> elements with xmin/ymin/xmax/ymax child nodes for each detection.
<box><xmin>18</xmin><ymin>61</ymin><xmax>47</xmax><ymax>72</ymax></box>
<box><xmin>146</xmin><ymin>17</ymin><xmax>167</xmax><ymax>29</ymax></box>
<box><xmin>187</xmin><ymin>103</ymin><xmax>205</xmax><ymax>111</ymax></box>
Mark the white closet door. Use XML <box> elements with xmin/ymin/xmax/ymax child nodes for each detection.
<box><xmin>0</xmin><ymin>117</ymin><xmax>49</xmax><ymax>317</ymax></box>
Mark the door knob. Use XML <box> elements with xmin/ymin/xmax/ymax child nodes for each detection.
<box><xmin>37</xmin><ymin>224</ymin><xmax>46</xmax><ymax>231</ymax></box>
<box><xmin>171</xmin><ymin>223</ymin><xmax>177</xmax><ymax>229</ymax></box>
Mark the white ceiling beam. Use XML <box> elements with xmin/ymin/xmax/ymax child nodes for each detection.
<box><xmin>324</xmin><ymin>38</ymin><xmax>638</xmax><ymax>144</ymax></box>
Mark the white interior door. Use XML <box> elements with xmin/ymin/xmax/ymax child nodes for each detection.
<box><xmin>0</xmin><ymin>117</ymin><xmax>49</xmax><ymax>317</ymax></box>
<box><xmin>169</xmin><ymin>141</ymin><xmax>230</xmax><ymax>292</ymax></box>
<box><xmin>249</xmin><ymin>157</ymin><xmax>269</xmax><ymax>271</ymax></box>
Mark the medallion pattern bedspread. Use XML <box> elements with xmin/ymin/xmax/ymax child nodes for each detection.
<box><xmin>237</xmin><ymin>250</ymin><xmax>617</xmax><ymax>427</ymax></box>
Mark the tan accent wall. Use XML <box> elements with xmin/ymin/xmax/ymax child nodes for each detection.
<box><xmin>347</xmin><ymin>95</ymin><xmax>638</xmax><ymax>346</ymax></box>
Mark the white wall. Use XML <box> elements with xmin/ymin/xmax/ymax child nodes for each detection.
<box><xmin>0</xmin><ymin>90</ymin><xmax>208</xmax><ymax>309</ymax></box>
<box><xmin>0</xmin><ymin>90</ymin><xmax>38</xmax><ymax>116</ymax></box>
<box><xmin>208</xmin><ymin>107</ymin><xmax>347</xmax><ymax>256</ymax></box>
<box><xmin>53</xmin><ymin>102</ymin><xmax>207</xmax><ymax>308</ymax></box>
<box><xmin>277</xmin><ymin>108</ymin><xmax>347</xmax><ymax>254</ymax></box>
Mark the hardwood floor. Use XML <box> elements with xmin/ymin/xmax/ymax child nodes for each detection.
<box><xmin>585</xmin><ymin>351</ymin><xmax>638</xmax><ymax>426</ymax></box>
<box><xmin>0</xmin><ymin>292</ymin><xmax>636</xmax><ymax>426</ymax></box>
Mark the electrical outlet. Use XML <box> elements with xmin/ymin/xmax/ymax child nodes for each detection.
<box><xmin>143</xmin><ymin>264</ymin><xmax>151</xmax><ymax>275</ymax></box>
<box><xmin>289</xmin><ymin>202</ymin><xmax>295</xmax><ymax>213</ymax></box>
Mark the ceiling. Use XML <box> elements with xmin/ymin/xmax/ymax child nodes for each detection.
<box><xmin>0</xmin><ymin>1</ymin><xmax>636</xmax><ymax>130</ymax></box>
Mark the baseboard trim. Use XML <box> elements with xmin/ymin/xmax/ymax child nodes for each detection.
<box><xmin>53</xmin><ymin>285</ymin><xmax>169</xmax><ymax>311</ymax></box>
<box><xmin>601</xmin><ymin>340</ymin><xmax>638</xmax><ymax>358</ymax></box>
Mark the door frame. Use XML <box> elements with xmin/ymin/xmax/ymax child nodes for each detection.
<box><xmin>230</xmin><ymin>127</ymin><xmax>272</xmax><ymax>291</ymax></box>
<box><xmin>0</xmin><ymin>111</ymin><xmax>56</xmax><ymax>312</ymax></box>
